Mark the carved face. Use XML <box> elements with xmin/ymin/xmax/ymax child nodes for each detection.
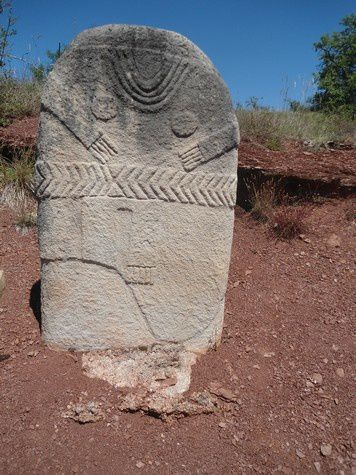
<box><xmin>91</xmin><ymin>92</ymin><xmax>118</xmax><ymax>120</ymax></box>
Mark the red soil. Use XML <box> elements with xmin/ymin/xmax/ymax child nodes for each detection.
<box><xmin>0</xmin><ymin>198</ymin><xmax>354</xmax><ymax>474</ymax></box>
<box><xmin>0</xmin><ymin>116</ymin><xmax>38</xmax><ymax>149</ymax></box>
<box><xmin>239</xmin><ymin>139</ymin><xmax>356</xmax><ymax>188</ymax></box>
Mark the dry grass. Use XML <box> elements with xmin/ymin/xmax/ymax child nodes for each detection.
<box><xmin>270</xmin><ymin>206</ymin><xmax>310</xmax><ymax>240</ymax></box>
<box><xmin>12</xmin><ymin>188</ymin><xmax>37</xmax><ymax>230</ymax></box>
<box><xmin>0</xmin><ymin>146</ymin><xmax>37</xmax><ymax>229</ymax></box>
<box><xmin>0</xmin><ymin>78</ymin><xmax>41</xmax><ymax>126</ymax></box>
<box><xmin>245</xmin><ymin>178</ymin><xmax>280</xmax><ymax>222</ymax></box>
<box><xmin>0</xmin><ymin>147</ymin><xmax>35</xmax><ymax>195</ymax></box>
<box><xmin>236</xmin><ymin>108</ymin><xmax>356</xmax><ymax>149</ymax></box>
<box><xmin>246</xmin><ymin>178</ymin><xmax>311</xmax><ymax>239</ymax></box>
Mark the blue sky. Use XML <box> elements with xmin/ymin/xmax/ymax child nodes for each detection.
<box><xmin>4</xmin><ymin>0</ymin><xmax>355</xmax><ymax>109</ymax></box>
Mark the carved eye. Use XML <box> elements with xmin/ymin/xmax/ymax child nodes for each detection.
<box><xmin>91</xmin><ymin>95</ymin><xmax>118</xmax><ymax>121</ymax></box>
<box><xmin>171</xmin><ymin>111</ymin><xmax>198</xmax><ymax>138</ymax></box>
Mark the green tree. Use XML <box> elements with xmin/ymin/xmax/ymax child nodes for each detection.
<box><xmin>312</xmin><ymin>14</ymin><xmax>356</xmax><ymax>119</ymax></box>
<box><xmin>0</xmin><ymin>0</ymin><xmax>16</xmax><ymax>72</ymax></box>
<box><xmin>30</xmin><ymin>43</ymin><xmax>65</xmax><ymax>82</ymax></box>
<box><xmin>288</xmin><ymin>99</ymin><xmax>310</xmax><ymax>112</ymax></box>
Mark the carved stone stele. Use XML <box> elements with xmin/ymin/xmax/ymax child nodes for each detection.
<box><xmin>36</xmin><ymin>25</ymin><xmax>239</xmax><ymax>352</ymax></box>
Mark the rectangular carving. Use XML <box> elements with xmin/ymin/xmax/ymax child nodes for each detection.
<box><xmin>126</xmin><ymin>265</ymin><xmax>155</xmax><ymax>285</ymax></box>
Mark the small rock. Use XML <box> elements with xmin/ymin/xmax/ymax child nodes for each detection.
<box><xmin>327</xmin><ymin>234</ymin><xmax>341</xmax><ymax>247</ymax></box>
<box><xmin>320</xmin><ymin>443</ymin><xmax>332</xmax><ymax>456</ymax></box>
<box><xmin>0</xmin><ymin>270</ymin><xmax>5</xmax><ymax>299</ymax></box>
<box><xmin>136</xmin><ymin>461</ymin><xmax>145</xmax><ymax>469</ymax></box>
<box><xmin>314</xmin><ymin>461</ymin><xmax>321</xmax><ymax>473</ymax></box>
<box><xmin>263</xmin><ymin>352</ymin><xmax>275</xmax><ymax>358</ymax></box>
<box><xmin>245</xmin><ymin>269</ymin><xmax>252</xmax><ymax>276</ymax></box>
<box><xmin>208</xmin><ymin>384</ymin><xmax>238</xmax><ymax>403</ymax></box>
<box><xmin>311</xmin><ymin>373</ymin><xmax>323</xmax><ymax>385</ymax></box>
<box><xmin>27</xmin><ymin>350</ymin><xmax>39</xmax><ymax>357</ymax></box>
<box><xmin>63</xmin><ymin>401</ymin><xmax>104</xmax><ymax>424</ymax></box>
<box><xmin>218</xmin><ymin>422</ymin><xmax>227</xmax><ymax>429</ymax></box>
<box><xmin>296</xmin><ymin>449</ymin><xmax>305</xmax><ymax>459</ymax></box>
<box><xmin>336</xmin><ymin>368</ymin><xmax>345</xmax><ymax>378</ymax></box>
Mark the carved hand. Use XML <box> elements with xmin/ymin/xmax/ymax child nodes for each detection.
<box><xmin>89</xmin><ymin>135</ymin><xmax>118</xmax><ymax>164</ymax></box>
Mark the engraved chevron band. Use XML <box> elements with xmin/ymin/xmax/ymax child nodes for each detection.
<box><xmin>36</xmin><ymin>162</ymin><xmax>237</xmax><ymax>208</ymax></box>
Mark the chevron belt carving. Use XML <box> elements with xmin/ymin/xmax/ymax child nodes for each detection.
<box><xmin>36</xmin><ymin>161</ymin><xmax>237</xmax><ymax>208</ymax></box>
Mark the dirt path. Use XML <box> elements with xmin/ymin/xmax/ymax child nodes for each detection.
<box><xmin>0</xmin><ymin>199</ymin><xmax>355</xmax><ymax>474</ymax></box>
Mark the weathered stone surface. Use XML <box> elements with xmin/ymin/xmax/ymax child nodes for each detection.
<box><xmin>36</xmin><ymin>25</ymin><xmax>238</xmax><ymax>352</ymax></box>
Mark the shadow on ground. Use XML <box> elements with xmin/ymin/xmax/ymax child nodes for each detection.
<box><xmin>30</xmin><ymin>279</ymin><xmax>41</xmax><ymax>329</ymax></box>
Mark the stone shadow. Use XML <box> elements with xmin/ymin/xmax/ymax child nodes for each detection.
<box><xmin>30</xmin><ymin>279</ymin><xmax>42</xmax><ymax>330</ymax></box>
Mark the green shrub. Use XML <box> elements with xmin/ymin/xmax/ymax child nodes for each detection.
<box><xmin>265</xmin><ymin>136</ymin><xmax>282</xmax><ymax>151</ymax></box>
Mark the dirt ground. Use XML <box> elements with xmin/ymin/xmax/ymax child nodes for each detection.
<box><xmin>239</xmin><ymin>139</ymin><xmax>356</xmax><ymax>188</ymax></box>
<box><xmin>0</xmin><ymin>196</ymin><xmax>354</xmax><ymax>474</ymax></box>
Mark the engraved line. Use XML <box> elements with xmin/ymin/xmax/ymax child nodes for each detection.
<box><xmin>42</xmin><ymin>257</ymin><xmax>156</xmax><ymax>338</ymax></box>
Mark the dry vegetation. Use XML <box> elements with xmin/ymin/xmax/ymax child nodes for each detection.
<box><xmin>236</xmin><ymin>108</ymin><xmax>356</xmax><ymax>149</ymax></box>
<box><xmin>0</xmin><ymin>78</ymin><xmax>41</xmax><ymax>127</ymax></box>
<box><xmin>245</xmin><ymin>177</ymin><xmax>312</xmax><ymax>239</ymax></box>
<box><xmin>245</xmin><ymin>178</ymin><xmax>279</xmax><ymax>222</ymax></box>
<box><xmin>0</xmin><ymin>145</ymin><xmax>36</xmax><ymax>228</ymax></box>
<box><xmin>271</xmin><ymin>206</ymin><xmax>310</xmax><ymax>239</ymax></box>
